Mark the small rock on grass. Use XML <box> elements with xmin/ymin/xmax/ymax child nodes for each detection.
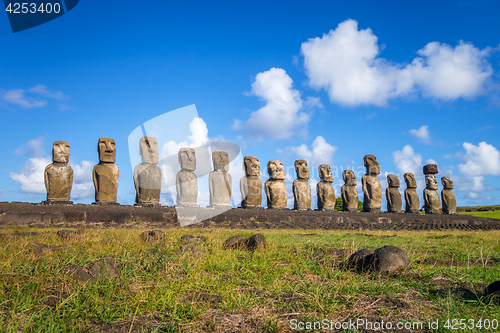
<box><xmin>31</xmin><ymin>243</ymin><xmax>65</xmax><ymax>256</ymax></box>
<box><xmin>370</xmin><ymin>245</ymin><xmax>409</xmax><ymax>274</ymax></box>
<box><xmin>140</xmin><ymin>230</ymin><xmax>164</xmax><ymax>243</ymax></box>
<box><xmin>66</xmin><ymin>264</ymin><xmax>94</xmax><ymax>283</ymax></box>
<box><xmin>181</xmin><ymin>234</ymin><xmax>207</xmax><ymax>245</ymax></box>
<box><xmin>223</xmin><ymin>234</ymin><xmax>266</xmax><ymax>251</ymax></box>
<box><xmin>90</xmin><ymin>256</ymin><xmax>120</xmax><ymax>279</ymax></box>
<box><xmin>180</xmin><ymin>246</ymin><xmax>207</xmax><ymax>255</ymax></box>
<box><xmin>56</xmin><ymin>229</ymin><xmax>83</xmax><ymax>240</ymax></box>
<box><xmin>485</xmin><ymin>281</ymin><xmax>500</xmax><ymax>303</ymax></box>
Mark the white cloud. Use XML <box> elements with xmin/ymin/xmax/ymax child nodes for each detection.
<box><xmin>161</xmin><ymin>117</ymin><xmax>209</xmax><ymax>158</ymax></box>
<box><xmin>70</xmin><ymin>160</ymin><xmax>94</xmax><ymax>199</ymax></box>
<box><xmin>29</xmin><ymin>84</ymin><xmax>70</xmax><ymax>100</ymax></box>
<box><xmin>10</xmin><ymin>156</ymin><xmax>51</xmax><ymax>194</ymax></box>
<box><xmin>458</xmin><ymin>141</ymin><xmax>500</xmax><ymax>176</ymax></box>
<box><xmin>301</xmin><ymin>19</ymin><xmax>494</xmax><ymax>106</ymax></box>
<box><xmin>2</xmin><ymin>89</ymin><xmax>47</xmax><ymax>108</ymax></box>
<box><xmin>233</xmin><ymin>68</ymin><xmax>310</xmax><ymax>140</ymax></box>
<box><xmin>391</xmin><ymin>145</ymin><xmax>423</xmax><ymax>176</ymax></box>
<box><xmin>426</xmin><ymin>158</ymin><xmax>438</xmax><ymax>165</ymax></box>
<box><xmin>13</xmin><ymin>136</ymin><xmax>46</xmax><ymax>157</ymax></box>
<box><xmin>409</xmin><ymin>125</ymin><xmax>431</xmax><ymax>144</ymax></box>
<box><xmin>289</xmin><ymin>136</ymin><xmax>337</xmax><ymax>166</ymax></box>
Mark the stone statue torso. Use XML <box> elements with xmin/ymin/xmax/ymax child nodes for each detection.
<box><xmin>134</xmin><ymin>163</ymin><xmax>161</xmax><ymax>204</ymax></box>
<box><xmin>176</xmin><ymin>169</ymin><xmax>198</xmax><ymax>206</ymax></box>
<box><xmin>93</xmin><ymin>163</ymin><xmax>119</xmax><ymax>202</ymax></box>
<box><xmin>293</xmin><ymin>179</ymin><xmax>311</xmax><ymax>210</ymax></box>
<box><xmin>404</xmin><ymin>188</ymin><xmax>420</xmax><ymax>213</ymax></box>
<box><xmin>240</xmin><ymin>176</ymin><xmax>262</xmax><ymax>208</ymax></box>
<box><xmin>341</xmin><ymin>185</ymin><xmax>358</xmax><ymax>211</ymax></box>
<box><xmin>362</xmin><ymin>175</ymin><xmax>382</xmax><ymax>210</ymax></box>
<box><xmin>317</xmin><ymin>181</ymin><xmax>335</xmax><ymax>210</ymax></box>
<box><xmin>441</xmin><ymin>189</ymin><xmax>457</xmax><ymax>214</ymax></box>
<box><xmin>386</xmin><ymin>187</ymin><xmax>402</xmax><ymax>212</ymax></box>
<box><xmin>265</xmin><ymin>179</ymin><xmax>287</xmax><ymax>208</ymax></box>
<box><xmin>209</xmin><ymin>171</ymin><xmax>232</xmax><ymax>206</ymax></box>
<box><xmin>45</xmin><ymin>163</ymin><xmax>73</xmax><ymax>201</ymax></box>
<box><xmin>424</xmin><ymin>189</ymin><xmax>440</xmax><ymax>214</ymax></box>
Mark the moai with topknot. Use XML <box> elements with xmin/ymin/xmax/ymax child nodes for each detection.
<box><xmin>342</xmin><ymin>169</ymin><xmax>359</xmax><ymax>213</ymax></box>
<box><xmin>404</xmin><ymin>173</ymin><xmax>420</xmax><ymax>213</ymax></box>
<box><xmin>386</xmin><ymin>174</ymin><xmax>402</xmax><ymax>213</ymax></box>
<box><xmin>264</xmin><ymin>160</ymin><xmax>287</xmax><ymax>209</ymax></box>
<box><xmin>316</xmin><ymin>164</ymin><xmax>335</xmax><ymax>211</ymax></box>
<box><xmin>176</xmin><ymin>148</ymin><xmax>198</xmax><ymax>207</ymax></box>
<box><xmin>240</xmin><ymin>156</ymin><xmax>262</xmax><ymax>208</ymax></box>
<box><xmin>293</xmin><ymin>159</ymin><xmax>311</xmax><ymax>210</ymax></box>
<box><xmin>423</xmin><ymin>164</ymin><xmax>440</xmax><ymax>214</ymax></box>
<box><xmin>441</xmin><ymin>176</ymin><xmax>457</xmax><ymax>214</ymax></box>
<box><xmin>44</xmin><ymin>141</ymin><xmax>73</xmax><ymax>204</ymax></box>
<box><xmin>93</xmin><ymin>138</ymin><xmax>119</xmax><ymax>205</ymax></box>
<box><xmin>209</xmin><ymin>151</ymin><xmax>232</xmax><ymax>207</ymax></box>
<box><xmin>134</xmin><ymin>137</ymin><xmax>161</xmax><ymax>206</ymax></box>
<box><xmin>362</xmin><ymin>154</ymin><xmax>382</xmax><ymax>212</ymax></box>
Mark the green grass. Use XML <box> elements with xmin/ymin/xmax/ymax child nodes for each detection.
<box><xmin>0</xmin><ymin>226</ymin><xmax>499</xmax><ymax>332</ymax></box>
<box><xmin>460</xmin><ymin>210</ymin><xmax>500</xmax><ymax>219</ymax></box>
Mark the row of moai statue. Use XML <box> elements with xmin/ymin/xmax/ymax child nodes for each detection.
<box><xmin>43</xmin><ymin>138</ymin><xmax>457</xmax><ymax>214</ymax></box>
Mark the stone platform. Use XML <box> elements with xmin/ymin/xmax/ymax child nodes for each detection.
<box><xmin>0</xmin><ymin>202</ymin><xmax>499</xmax><ymax>230</ymax></box>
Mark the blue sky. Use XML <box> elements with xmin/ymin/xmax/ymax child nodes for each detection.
<box><xmin>1</xmin><ymin>0</ymin><xmax>500</xmax><ymax>208</ymax></box>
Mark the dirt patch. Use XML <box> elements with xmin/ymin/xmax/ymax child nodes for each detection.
<box><xmin>91</xmin><ymin>314</ymin><xmax>173</xmax><ymax>333</ymax></box>
<box><xmin>184</xmin><ymin>292</ymin><xmax>223</xmax><ymax>305</ymax></box>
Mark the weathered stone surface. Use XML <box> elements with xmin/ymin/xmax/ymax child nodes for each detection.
<box><xmin>293</xmin><ymin>160</ymin><xmax>311</xmax><ymax>210</ymax></box>
<box><xmin>93</xmin><ymin>138</ymin><xmax>119</xmax><ymax>204</ymax></box>
<box><xmin>176</xmin><ymin>148</ymin><xmax>198</xmax><ymax>207</ymax></box>
<box><xmin>485</xmin><ymin>281</ymin><xmax>500</xmax><ymax>297</ymax></box>
<box><xmin>44</xmin><ymin>141</ymin><xmax>73</xmax><ymax>202</ymax></box>
<box><xmin>134</xmin><ymin>137</ymin><xmax>161</xmax><ymax>206</ymax></box>
<box><xmin>180</xmin><ymin>246</ymin><xmax>207</xmax><ymax>255</ymax></box>
<box><xmin>386</xmin><ymin>174</ymin><xmax>402</xmax><ymax>213</ymax></box>
<box><xmin>370</xmin><ymin>245</ymin><xmax>409</xmax><ymax>274</ymax></box>
<box><xmin>342</xmin><ymin>170</ymin><xmax>359</xmax><ymax>213</ymax></box>
<box><xmin>404</xmin><ymin>173</ymin><xmax>420</xmax><ymax>213</ymax></box>
<box><xmin>424</xmin><ymin>174</ymin><xmax>440</xmax><ymax>214</ymax></box>
<box><xmin>56</xmin><ymin>229</ymin><xmax>82</xmax><ymax>240</ymax></box>
<box><xmin>246</xmin><ymin>234</ymin><xmax>266</xmax><ymax>251</ymax></box>
<box><xmin>209</xmin><ymin>151</ymin><xmax>232</xmax><ymax>207</ymax></box>
<box><xmin>265</xmin><ymin>160</ymin><xmax>287</xmax><ymax>209</ymax></box>
<box><xmin>223</xmin><ymin>234</ymin><xmax>266</xmax><ymax>251</ymax></box>
<box><xmin>362</xmin><ymin>155</ymin><xmax>382</xmax><ymax>212</ymax></box>
<box><xmin>348</xmin><ymin>248</ymin><xmax>374</xmax><ymax>271</ymax></box>
<box><xmin>423</xmin><ymin>164</ymin><xmax>438</xmax><ymax>175</ymax></box>
<box><xmin>317</xmin><ymin>164</ymin><xmax>335</xmax><ymax>211</ymax></box>
<box><xmin>31</xmin><ymin>243</ymin><xmax>64</xmax><ymax>256</ymax></box>
<box><xmin>181</xmin><ymin>234</ymin><xmax>206</xmax><ymax>244</ymax></box>
<box><xmin>140</xmin><ymin>230</ymin><xmax>164</xmax><ymax>243</ymax></box>
<box><xmin>441</xmin><ymin>177</ymin><xmax>457</xmax><ymax>215</ymax></box>
<box><xmin>240</xmin><ymin>156</ymin><xmax>262</xmax><ymax>208</ymax></box>
<box><xmin>90</xmin><ymin>256</ymin><xmax>120</xmax><ymax>279</ymax></box>
<box><xmin>67</xmin><ymin>264</ymin><xmax>94</xmax><ymax>283</ymax></box>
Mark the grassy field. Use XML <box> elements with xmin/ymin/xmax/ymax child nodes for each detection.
<box><xmin>1</xmin><ymin>226</ymin><xmax>499</xmax><ymax>332</ymax></box>
<box><xmin>459</xmin><ymin>211</ymin><xmax>500</xmax><ymax>220</ymax></box>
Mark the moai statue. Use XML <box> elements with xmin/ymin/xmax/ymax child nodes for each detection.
<box><xmin>341</xmin><ymin>170</ymin><xmax>358</xmax><ymax>212</ymax></box>
<box><xmin>240</xmin><ymin>156</ymin><xmax>262</xmax><ymax>208</ymax></box>
<box><xmin>133</xmin><ymin>137</ymin><xmax>161</xmax><ymax>206</ymax></box>
<box><xmin>423</xmin><ymin>164</ymin><xmax>440</xmax><ymax>214</ymax></box>
<box><xmin>264</xmin><ymin>160</ymin><xmax>287</xmax><ymax>209</ymax></box>
<box><xmin>44</xmin><ymin>141</ymin><xmax>73</xmax><ymax>204</ymax></box>
<box><xmin>361</xmin><ymin>154</ymin><xmax>382</xmax><ymax>212</ymax></box>
<box><xmin>404</xmin><ymin>173</ymin><xmax>419</xmax><ymax>213</ymax></box>
<box><xmin>176</xmin><ymin>148</ymin><xmax>198</xmax><ymax>207</ymax></box>
<box><xmin>93</xmin><ymin>138</ymin><xmax>119</xmax><ymax>205</ymax></box>
<box><xmin>293</xmin><ymin>160</ymin><xmax>311</xmax><ymax>210</ymax></box>
<box><xmin>386</xmin><ymin>174</ymin><xmax>402</xmax><ymax>213</ymax></box>
<box><xmin>441</xmin><ymin>176</ymin><xmax>457</xmax><ymax>214</ymax></box>
<box><xmin>209</xmin><ymin>151</ymin><xmax>232</xmax><ymax>207</ymax></box>
<box><xmin>316</xmin><ymin>164</ymin><xmax>335</xmax><ymax>211</ymax></box>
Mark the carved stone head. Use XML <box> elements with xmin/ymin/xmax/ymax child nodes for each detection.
<box><xmin>212</xmin><ymin>151</ymin><xmax>229</xmax><ymax>172</ymax></box>
<box><xmin>363</xmin><ymin>154</ymin><xmax>380</xmax><ymax>175</ymax></box>
<box><xmin>318</xmin><ymin>164</ymin><xmax>333</xmax><ymax>183</ymax></box>
<box><xmin>404</xmin><ymin>173</ymin><xmax>417</xmax><ymax>188</ymax></box>
<box><xmin>294</xmin><ymin>160</ymin><xmax>309</xmax><ymax>180</ymax></box>
<box><xmin>342</xmin><ymin>169</ymin><xmax>357</xmax><ymax>186</ymax></box>
<box><xmin>178</xmin><ymin>148</ymin><xmax>196</xmax><ymax>171</ymax></box>
<box><xmin>425</xmin><ymin>174</ymin><xmax>438</xmax><ymax>190</ymax></box>
<box><xmin>243</xmin><ymin>156</ymin><xmax>260</xmax><ymax>177</ymax></box>
<box><xmin>139</xmin><ymin>137</ymin><xmax>159</xmax><ymax>165</ymax></box>
<box><xmin>441</xmin><ymin>176</ymin><xmax>454</xmax><ymax>189</ymax></box>
<box><xmin>387</xmin><ymin>174</ymin><xmax>400</xmax><ymax>188</ymax></box>
<box><xmin>52</xmin><ymin>141</ymin><xmax>70</xmax><ymax>163</ymax></box>
<box><xmin>267</xmin><ymin>160</ymin><xmax>285</xmax><ymax>180</ymax></box>
<box><xmin>98</xmin><ymin>138</ymin><xmax>116</xmax><ymax>163</ymax></box>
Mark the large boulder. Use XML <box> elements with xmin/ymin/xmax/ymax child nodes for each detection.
<box><xmin>223</xmin><ymin>234</ymin><xmax>266</xmax><ymax>251</ymax></box>
<box><xmin>246</xmin><ymin>234</ymin><xmax>266</xmax><ymax>251</ymax></box>
<box><xmin>370</xmin><ymin>245</ymin><xmax>409</xmax><ymax>274</ymax></box>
